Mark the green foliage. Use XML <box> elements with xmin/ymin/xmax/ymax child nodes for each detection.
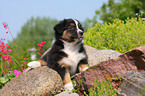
<box><xmin>72</xmin><ymin>79</ymin><xmax>117</xmax><ymax>95</ymax></box>
<box><xmin>86</xmin><ymin>79</ymin><xmax>117</xmax><ymax>96</ymax></box>
<box><xmin>84</xmin><ymin>18</ymin><xmax>145</xmax><ymax>53</ymax></box>
<box><xmin>0</xmin><ymin>72</ymin><xmax>15</xmax><ymax>89</ymax></box>
<box><xmin>8</xmin><ymin>17</ymin><xmax>58</xmax><ymax>63</ymax></box>
<box><xmin>141</xmin><ymin>86</ymin><xmax>145</xmax><ymax>96</ymax></box>
<box><xmin>82</xmin><ymin>18</ymin><xmax>93</xmax><ymax>32</ymax></box>
<box><xmin>94</xmin><ymin>0</ymin><xmax>145</xmax><ymax>23</ymax></box>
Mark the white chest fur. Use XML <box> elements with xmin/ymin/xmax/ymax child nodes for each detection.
<box><xmin>61</xmin><ymin>41</ymin><xmax>86</xmax><ymax>75</ymax></box>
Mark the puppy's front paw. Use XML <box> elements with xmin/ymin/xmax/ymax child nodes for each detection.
<box><xmin>82</xmin><ymin>67</ymin><xmax>88</xmax><ymax>71</ymax></box>
<box><xmin>27</xmin><ymin>61</ymin><xmax>41</xmax><ymax>68</ymax></box>
<box><xmin>64</xmin><ymin>82</ymin><xmax>74</xmax><ymax>91</ymax></box>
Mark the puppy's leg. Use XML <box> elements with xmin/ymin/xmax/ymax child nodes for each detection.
<box><xmin>63</xmin><ymin>69</ymin><xmax>73</xmax><ymax>91</ymax></box>
<box><xmin>27</xmin><ymin>48</ymin><xmax>49</xmax><ymax>68</ymax></box>
<box><xmin>78</xmin><ymin>59</ymin><xmax>89</xmax><ymax>72</ymax></box>
<box><xmin>79</xmin><ymin>64</ymin><xmax>89</xmax><ymax>72</ymax></box>
<box><xmin>27</xmin><ymin>60</ymin><xmax>47</xmax><ymax>68</ymax></box>
<box><xmin>51</xmin><ymin>64</ymin><xmax>73</xmax><ymax>91</ymax></box>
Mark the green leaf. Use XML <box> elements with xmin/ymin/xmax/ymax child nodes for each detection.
<box><xmin>0</xmin><ymin>82</ymin><xmax>4</xmax><ymax>89</ymax></box>
<box><xmin>7</xmin><ymin>72</ymin><xmax>15</xmax><ymax>80</ymax></box>
<box><xmin>0</xmin><ymin>77</ymin><xmax>9</xmax><ymax>84</ymax></box>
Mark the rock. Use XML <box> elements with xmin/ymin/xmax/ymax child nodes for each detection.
<box><xmin>88</xmin><ymin>49</ymin><xmax>121</xmax><ymax>66</ymax></box>
<box><xmin>0</xmin><ymin>66</ymin><xmax>63</xmax><ymax>96</ymax></box>
<box><xmin>55</xmin><ymin>91</ymin><xmax>79</xmax><ymax>96</ymax></box>
<box><xmin>84</xmin><ymin>45</ymin><xmax>98</xmax><ymax>55</ymax></box>
<box><xmin>118</xmin><ymin>71</ymin><xmax>145</xmax><ymax>96</ymax></box>
<box><xmin>74</xmin><ymin>46</ymin><xmax>145</xmax><ymax>93</ymax></box>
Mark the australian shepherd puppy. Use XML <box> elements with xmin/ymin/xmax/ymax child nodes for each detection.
<box><xmin>28</xmin><ymin>19</ymin><xmax>88</xmax><ymax>91</ymax></box>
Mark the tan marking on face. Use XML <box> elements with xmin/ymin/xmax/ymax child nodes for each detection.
<box><xmin>62</xmin><ymin>30</ymin><xmax>72</xmax><ymax>41</ymax></box>
<box><xmin>70</xmin><ymin>23</ymin><xmax>75</xmax><ymax>26</ymax></box>
<box><xmin>63</xmin><ymin>69</ymin><xmax>72</xmax><ymax>85</ymax></box>
<box><xmin>79</xmin><ymin>64</ymin><xmax>88</xmax><ymax>72</ymax></box>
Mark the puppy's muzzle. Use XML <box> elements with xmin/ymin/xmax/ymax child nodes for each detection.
<box><xmin>78</xmin><ymin>30</ymin><xmax>84</xmax><ymax>39</ymax></box>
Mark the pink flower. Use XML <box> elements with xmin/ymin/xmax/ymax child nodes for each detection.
<box><xmin>14</xmin><ymin>70</ymin><xmax>22</xmax><ymax>76</ymax></box>
<box><xmin>3</xmin><ymin>49</ymin><xmax>7</xmax><ymax>54</ymax></box>
<box><xmin>6</xmin><ymin>68</ymin><xmax>10</xmax><ymax>70</ymax></box>
<box><xmin>21</xmin><ymin>61</ymin><xmax>26</xmax><ymax>63</ymax></box>
<box><xmin>9</xmin><ymin>71</ymin><xmax>12</xmax><ymax>73</ymax></box>
<box><xmin>6</xmin><ymin>55</ymin><xmax>12</xmax><ymax>61</ymax></box>
<box><xmin>58</xmin><ymin>88</ymin><xmax>63</xmax><ymax>92</ymax></box>
<box><xmin>21</xmin><ymin>64</ymin><xmax>24</xmax><ymax>67</ymax></box>
<box><xmin>2</xmin><ymin>22</ymin><xmax>8</xmax><ymax>29</ymax></box>
<box><xmin>8</xmin><ymin>49</ymin><xmax>12</xmax><ymax>52</ymax></box>
<box><xmin>0</xmin><ymin>39</ymin><xmax>12</xmax><ymax>61</ymax></box>
<box><xmin>23</xmin><ymin>69</ymin><xmax>26</xmax><ymax>72</ymax></box>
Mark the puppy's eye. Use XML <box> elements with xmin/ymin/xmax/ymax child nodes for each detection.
<box><xmin>69</xmin><ymin>26</ymin><xmax>75</xmax><ymax>30</ymax></box>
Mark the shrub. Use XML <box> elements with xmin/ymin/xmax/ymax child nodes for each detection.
<box><xmin>84</xmin><ymin>18</ymin><xmax>145</xmax><ymax>53</ymax></box>
<box><xmin>85</xmin><ymin>79</ymin><xmax>117</xmax><ymax>96</ymax></box>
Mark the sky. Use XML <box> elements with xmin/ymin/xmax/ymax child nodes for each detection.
<box><xmin>0</xmin><ymin>0</ymin><xmax>108</xmax><ymax>42</ymax></box>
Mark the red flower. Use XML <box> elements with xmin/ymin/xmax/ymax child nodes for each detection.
<box><xmin>37</xmin><ymin>41</ymin><xmax>46</xmax><ymax>56</ymax></box>
<box><xmin>2</xmin><ymin>22</ymin><xmax>8</xmax><ymax>29</ymax></box>
<box><xmin>8</xmin><ymin>49</ymin><xmax>12</xmax><ymax>52</ymax></box>
<box><xmin>37</xmin><ymin>52</ymin><xmax>42</xmax><ymax>56</ymax></box>
<box><xmin>6</xmin><ymin>68</ymin><xmax>10</xmax><ymax>70</ymax></box>
<box><xmin>21</xmin><ymin>61</ymin><xmax>26</xmax><ymax>63</ymax></box>
<box><xmin>21</xmin><ymin>64</ymin><xmax>25</xmax><ymax>67</ymax></box>
<box><xmin>0</xmin><ymin>39</ymin><xmax>12</xmax><ymax>61</ymax></box>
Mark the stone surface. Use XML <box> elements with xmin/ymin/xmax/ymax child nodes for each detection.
<box><xmin>118</xmin><ymin>71</ymin><xmax>145</xmax><ymax>96</ymax></box>
<box><xmin>55</xmin><ymin>91</ymin><xmax>79</xmax><ymax>96</ymax></box>
<box><xmin>74</xmin><ymin>46</ymin><xmax>145</xmax><ymax>93</ymax></box>
<box><xmin>88</xmin><ymin>49</ymin><xmax>121</xmax><ymax>66</ymax></box>
<box><xmin>84</xmin><ymin>45</ymin><xmax>98</xmax><ymax>55</ymax></box>
<box><xmin>0</xmin><ymin>66</ymin><xmax>63</xmax><ymax>96</ymax></box>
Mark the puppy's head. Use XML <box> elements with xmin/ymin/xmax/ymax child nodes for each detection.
<box><xmin>54</xmin><ymin>19</ymin><xmax>84</xmax><ymax>43</ymax></box>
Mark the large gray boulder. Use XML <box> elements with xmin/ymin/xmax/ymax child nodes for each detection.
<box><xmin>118</xmin><ymin>71</ymin><xmax>145</xmax><ymax>96</ymax></box>
<box><xmin>84</xmin><ymin>45</ymin><xmax>121</xmax><ymax>66</ymax></box>
<box><xmin>84</xmin><ymin>45</ymin><xmax>98</xmax><ymax>55</ymax></box>
<box><xmin>0</xmin><ymin>66</ymin><xmax>63</xmax><ymax>96</ymax></box>
<box><xmin>88</xmin><ymin>49</ymin><xmax>121</xmax><ymax>66</ymax></box>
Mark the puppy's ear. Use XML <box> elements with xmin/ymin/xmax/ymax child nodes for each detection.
<box><xmin>54</xmin><ymin>19</ymin><xmax>67</xmax><ymax>34</ymax></box>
